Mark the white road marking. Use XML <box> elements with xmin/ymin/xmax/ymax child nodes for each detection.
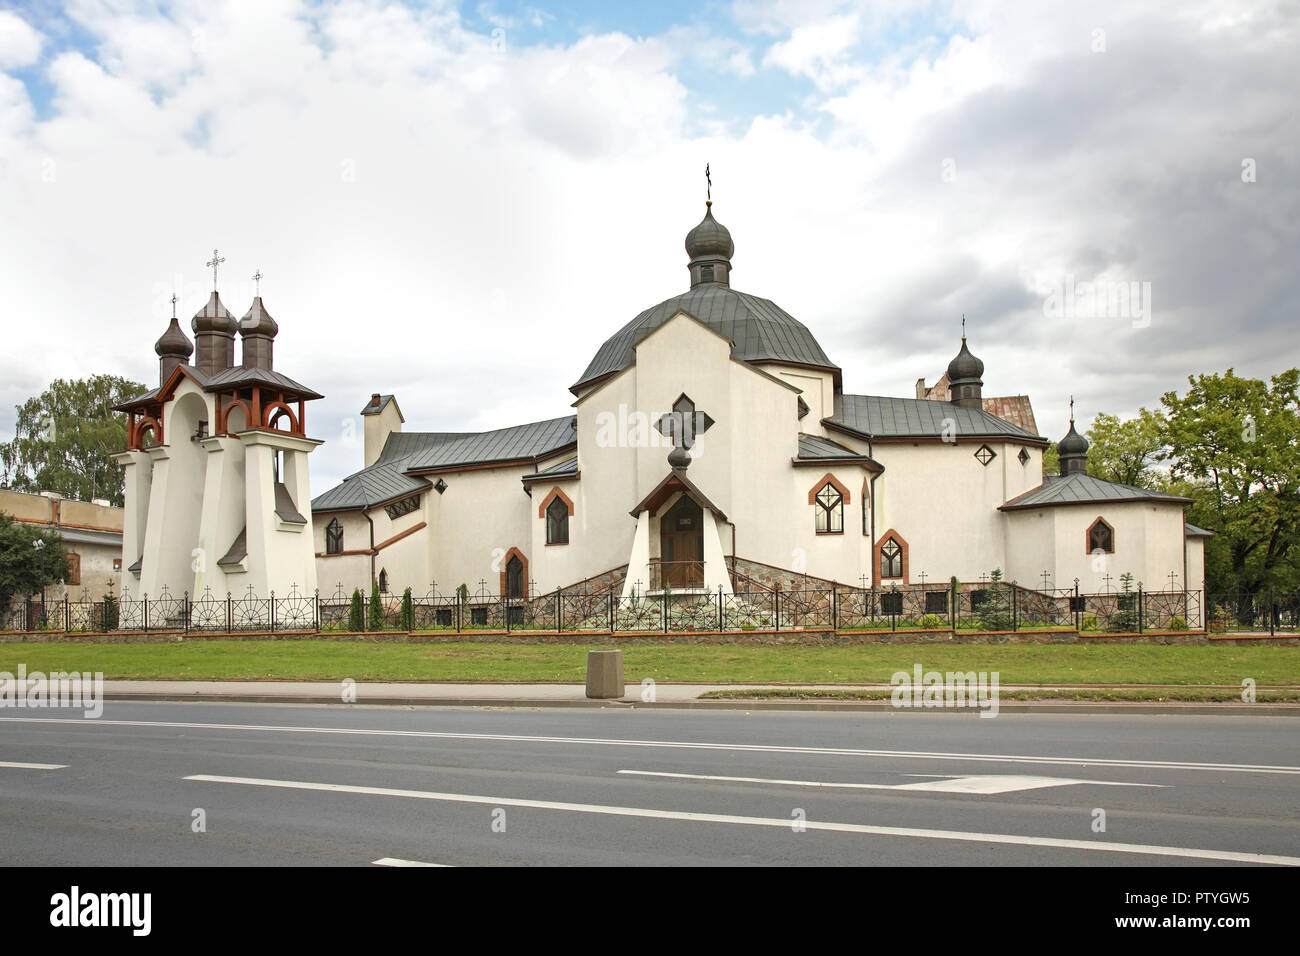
<box><xmin>184</xmin><ymin>773</ymin><xmax>1300</xmax><ymax>866</ymax></box>
<box><xmin>3</xmin><ymin>715</ymin><xmax>1296</xmax><ymax>776</ymax></box>
<box><xmin>617</xmin><ymin>769</ymin><xmax>1164</xmax><ymax>794</ymax></box>
<box><xmin>0</xmin><ymin>760</ymin><xmax>66</xmax><ymax>770</ymax></box>
<box><xmin>372</xmin><ymin>857</ymin><xmax>450</xmax><ymax>867</ymax></box>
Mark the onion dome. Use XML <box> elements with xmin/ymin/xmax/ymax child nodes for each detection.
<box><xmin>1058</xmin><ymin>419</ymin><xmax>1089</xmax><ymax>476</ymax></box>
<box><xmin>685</xmin><ymin>202</ymin><xmax>734</xmax><ymax>288</ymax></box>
<box><xmin>239</xmin><ymin>297</ymin><xmax>278</xmax><ymax>370</ymax></box>
<box><xmin>947</xmin><ymin>337</ymin><xmax>984</xmax><ymax>383</ymax></box>
<box><xmin>191</xmin><ymin>290</ymin><xmax>237</xmax><ymax>335</ymax></box>
<box><xmin>240</xmin><ymin>297</ymin><xmax>278</xmax><ymax>338</ymax></box>
<box><xmin>155</xmin><ymin>317</ymin><xmax>193</xmax><ymax>360</ymax></box>
<box><xmin>685</xmin><ymin>203</ymin><xmax>734</xmax><ymax>260</ymax></box>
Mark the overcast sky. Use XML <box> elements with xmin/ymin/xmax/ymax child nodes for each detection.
<box><xmin>1</xmin><ymin>0</ymin><xmax>1297</xmax><ymax>493</ymax></box>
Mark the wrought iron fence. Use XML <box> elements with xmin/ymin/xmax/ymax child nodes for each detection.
<box><xmin>0</xmin><ymin>579</ymin><xmax>1228</xmax><ymax>636</ymax></box>
<box><xmin>1206</xmin><ymin>589</ymin><xmax>1300</xmax><ymax>635</ymax></box>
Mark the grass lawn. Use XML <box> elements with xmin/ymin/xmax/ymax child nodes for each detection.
<box><xmin>0</xmin><ymin>640</ymin><xmax>1297</xmax><ymax>685</ymax></box>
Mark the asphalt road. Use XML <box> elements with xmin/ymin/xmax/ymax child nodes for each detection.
<box><xmin>1</xmin><ymin>702</ymin><xmax>1297</xmax><ymax>866</ymax></box>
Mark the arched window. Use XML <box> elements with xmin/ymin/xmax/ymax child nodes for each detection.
<box><xmin>379</xmin><ymin>568</ymin><xmax>389</xmax><ymax>592</ymax></box>
<box><xmin>1088</xmin><ymin>518</ymin><xmax>1114</xmax><ymax>554</ymax></box>
<box><xmin>326</xmin><ymin>518</ymin><xmax>344</xmax><ymax>555</ymax></box>
<box><xmin>506</xmin><ymin>554</ymin><xmax>524</xmax><ymax>598</ymax></box>
<box><xmin>881</xmin><ymin>538</ymin><xmax>903</xmax><ymax>578</ymax></box>
<box><xmin>546</xmin><ymin>495</ymin><xmax>569</xmax><ymax>545</ymax></box>
<box><xmin>815</xmin><ymin>482</ymin><xmax>844</xmax><ymax>534</ymax></box>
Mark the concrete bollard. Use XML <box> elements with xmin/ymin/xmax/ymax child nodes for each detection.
<box><xmin>586</xmin><ymin>649</ymin><xmax>624</xmax><ymax>699</ymax></box>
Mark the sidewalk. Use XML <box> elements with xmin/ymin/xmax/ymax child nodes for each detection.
<box><xmin>86</xmin><ymin>680</ymin><xmax>1300</xmax><ymax>714</ymax></box>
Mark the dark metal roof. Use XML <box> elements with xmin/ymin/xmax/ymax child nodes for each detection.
<box><xmin>1185</xmin><ymin>523</ymin><xmax>1214</xmax><ymax>537</ymax></box>
<box><xmin>796</xmin><ymin>434</ymin><xmax>872</xmax><ymax>461</ymax></box>
<box><xmin>1000</xmin><ymin>474</ymin><xmax>1193</xmax><ymax>511</ymax></box>
<box><xmin>404</xmin><ymin>416</ymin><xmax>576</xmax><ymax>471</ymax></box>
<box><xmin>311</xmin><ymin>457</ymin><xmax>432</xmax><ymax>513</ymax></box>
<box><xmin>572</xmin><ymin>284</ymin><xmax>839</xmax><ymax>393</ymax></box>
<box><xmin>218</xmin><ymin>527</ymin><xmax>247</xmax><ymax>566</ymax></box>
<box><xmin>200</xmin><ymin>365</ymin><xmax>322</xmax><ymax>399</ymax></box>
<box><xmin>312</xmin><ymin>416</ymin><xmax>576</xmax><ymax>513</ymax></box>
<box><xmin>274</xmin><ymin>482</ymin><xmax>306</xmax><ymax>524</ymax></box>
<box><xmin>828</xmin><ymin>394</ymin><xmax>1043</xmax><ymax>441</ymax></box>
<box><xmin>360</xmin><ymin>394</ymin><xmax>398</xmax><ymax>417</ymax></box>
<box><xmin>116</xmin><ymin>363</ymin><xmax>322</xmax><ymax>410</ymax></box>
<box><xmin>522</xmin><ymin>455</ymin><xmax>579</xmax><ymax>483</ymax></box>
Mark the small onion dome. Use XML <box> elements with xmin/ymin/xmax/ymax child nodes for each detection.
<box><xmin>685</xmin><ymin>202</ymin><xmax>734</xmax><ymax>261</ymax></box>
<box><xmin>1058</xmin><ymin>420</ymin><xmax>1089</xmax><ymax>457</ymax></box>
<box><xmin>947</xmin><ymin>337</ymin><xmax>984</xmax><ymax>383</ymax></box>
<box><xmin>154</xmin><ymin>317</ymin><xmax>193</xmax><ymax>359</ymax></box>
<box><xmin>191</xmin><ymin>290</ymin><xmax>237</xmax><ymax>335</ymax></box>
<box><xmin>240</xmin><ymin>297</ymin><xmax>278</xmax><ymax>338</ymax></box>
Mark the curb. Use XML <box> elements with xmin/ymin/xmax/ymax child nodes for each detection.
<box><xmin>100</xmin><ymin>691</ymin><xmax>1300</xmax><ymax>716</ymax></box>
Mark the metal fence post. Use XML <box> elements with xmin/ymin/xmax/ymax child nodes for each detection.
<box><xmin>226</xmin><ymin>592</ymin><xmax>232</xmax><ymax>633</ymax></box>
<box><xmin>775</xmin><ymin>588</ymin><xmax>781</xmax><ymax>631</ymax></box>
<box><xmin>1137</xmin><ymin>583</ymin><xmax>1144</xmax><ymax>633</ymax></box>
<box><xmin>608</xmin><ymin>590</ymin><xmax>614</xmax><ymax>633</ymax></box>
<box><xmin>1269</xmin><ymin>584</ymin><xmax>1276</xmax><ymax>636</ymax></box>
<box><xmin>1012</xmin><ymin>584</ymin><xmax>1018</xmax><ymax>632</ymax></box>
<box><xmin>662</xmin><ymin>591</ymin><xmax>667</xmax><ymax>633</ymax></box>
<box><xmin>143</xmin><ymin>594</ymin><xmax>149</xmax><ymax>634</ymax></box>
<box><xmin>832</xmin><ymin>582</ymin><xmax>838</xmax><ymax>631</ymax></box>
<box><xmin>315</xmin><ymin>589</ymin><xmax>320</xmax><ymax>632</ymax></box>
<box><xmin>184</xmin><ymin>592</ymin><xmax>190</xmax><ymax>635</ymax></box>
<box><xmin>64</xmin><ymin>594</ymin><xmax>69</xmax><ymax>632</ymax></box>
<box><xmin>717</xmin><ymin>585</ymin><xmax>724</xmax><ymax>632</ymax></box>
<box><xmin>271</xmin><ymin>591</ymin><xmax>276</xmax><ymax>633</ymax></box>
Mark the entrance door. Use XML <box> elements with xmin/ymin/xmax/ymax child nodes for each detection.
<box><xmin>659</xmin><ymin>496</ymin><xmax>704</xmax><ymax>587</ymax></box>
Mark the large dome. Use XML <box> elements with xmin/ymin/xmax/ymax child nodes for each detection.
<box><xmin>572</xmin><ymin>283</ymin><xmax>840</xmax><ymax>392</ymax></box>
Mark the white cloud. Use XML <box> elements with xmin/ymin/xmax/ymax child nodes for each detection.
<box><xmin>0</xmin><ymin>10</ymin><xmax>43</xmax><ymax>70</ymax></box>
<box><xmin>0</xmin><ymin>0</ymin><xmax>1296</xmax><ymax>492</ymax></box>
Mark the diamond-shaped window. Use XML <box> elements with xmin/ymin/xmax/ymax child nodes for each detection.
<box><xmin>1018</xmin><ymin>447</ymin><xmax>1030</xmax><ymax>465</ymax></box>
<box><xmin>974</xmin><ymin>444</ymin><xmax>996</xmax><ymax>466</ymax></box>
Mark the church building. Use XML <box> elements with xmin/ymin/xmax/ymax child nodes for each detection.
<box><xmin>311</xmin><ymin>199</ymin><xmax>1207</xmax><ymax>612</ymax></box>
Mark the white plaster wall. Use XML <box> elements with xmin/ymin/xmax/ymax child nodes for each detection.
<box><xmin>139</xmin><ymin>384</ymin><xmax>211</xmax><ymax>599</ymax></box>
<box><xmin>1184</xmin><ymin>537</ymin><xmax>1206</xmax><ymax>626</ymax></box>
<box><xmin>1050</xmin><ymin>502</ymin><xmax>1149</xmax><ymax>592</ymax></box>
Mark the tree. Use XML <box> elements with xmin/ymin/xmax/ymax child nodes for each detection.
<box><xmin>1161</xmin><ymin>369</ymin><xmax>1300</xmax><ymax>592</ymax></box>
<box><xmin>399</xmin><ymin>587</ymin><xmax>415</xmax><ymax>631</ymax></box>
<box><xmin>368</xmin><ymin>578</ymin><xmax>386</xmax><ymax>631</ymax></box>
<box><xmin>0</xmin><ymin>375</ymin><xmax>146</xmax><ymax>507</ymax></box>
<box><xmin>347</xmin><ymin>587</ymin><xmax>364</xmax><ymax>631</ymax></box>
<box><xmin>1041</xmin><ymin>442</ymin><xmax>1059</xmax><ymax>477</ymax></box>
<box><xmin>1085</xmin><ymin>409</ymin><xmax>1166</xmax><ymax>487</ymax></box>
<box><xmin>0</xmin><ymin>512</ymin><xmax>68</xmax><ymax>615</ymax></box>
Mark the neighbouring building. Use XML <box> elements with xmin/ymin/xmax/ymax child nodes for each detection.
<box><xmin>0</xmin><ymin>488</ymin><xmax>123</xmax><ymax>602</ymax></box>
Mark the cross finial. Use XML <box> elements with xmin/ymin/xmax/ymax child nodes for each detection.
<box><xmin>206</xmin><ymin>249</ymin><xmax>225</xmax><ymax>290</ymax></box>
<box><xmin>170</xmin><ymin>292</ymin><xmax>178</xmax><ymax>319</ymax></box>
<box><xmin>1069</xmin><ymin>394</ymin><xmax>1075</xmax><ymax>423</ymax></box>
<box><xmin>961</xmin><ymin>313</ymin><xmax>966</xmax><ymax>340</ymax></box>
<box><xmin>252</xmin><ymin>269</ymin><xmax>263</xmax><ymax>296</ymax></box>
<box><xmin>705</xmin><ymin>163</ymin><xmax>711</xmax><ymax>204</ymax></box>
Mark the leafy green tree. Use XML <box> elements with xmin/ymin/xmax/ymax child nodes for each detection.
<box><xmin>0</xmin><ymin>512</ymin><xmax>68</xmax><ymax>615</ymax></box>
<box><xmin>0</xmin><ymin>375</ymin><xmax>146</xmax><ymax>507</ymax></box>
<box><xmin>1041</xmin><ymin>442</ymin><xmax>1059</xmax><ymax>477</ymax></box>
<box><xmin>347</xmin><ymin>587</ymin><xmax>364</xmax><ymax>631</ymax></box>
<box><xmin>1161</xmin><ymin>369</ymin><xmax>1300</xmax><ymax>592</ymax></box>
<box><xmin>1085</xmin><ymin>409</ymin><xmax>1166</xmax><ymax>487</ymax></box>
<box><xmin>368</xmin><ymin>578</ymin><xmax>386</xmax><ymax>630</ymax></box>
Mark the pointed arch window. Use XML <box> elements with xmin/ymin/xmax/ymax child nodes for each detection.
<box><xmin>326</xmin><ymin>518</ymin><xmax>344</xmax><ymax>555</ymax></box>
<box><xmin>378</xmin><ymin>568</ymin><xmax>389</xmax><ymax>592</ymax></box>
<box><xmin>881</xmin><ymin>538</ymin><xmax>903</xmax><ymax>578</ymax></box>
<box><xmin>546</xmin><ymin>495</ymin><xmax>569</xmax><ymax>545</ymax></box>
<box><xmin>1087</xmin><ymin>518</ymin><xmax>1114</xmax><ymax>554</ymax></box>
<box><xmin>815</xmin><ymin>482</ymin><xmax>844</xmax><ymax>534</ymax></box>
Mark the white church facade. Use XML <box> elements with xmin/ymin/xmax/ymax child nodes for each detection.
<box><xmin>307</xmin><ymin>201</ymin><xmax>1208</xmax><ymax>616</ymax></box>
